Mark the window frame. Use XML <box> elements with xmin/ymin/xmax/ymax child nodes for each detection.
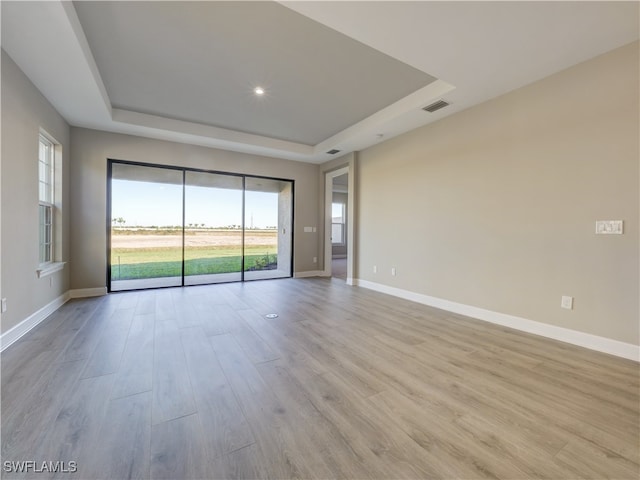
<box><xmin>36</xmin><ymin>132</ymin><xmax>65</xmax><ymax>278</ymax></box>
<box><xmin>38</xmin><ymin>134</ymin><xmax>55</xmax><ymax>266</ymax></box>
<box><xmin>331</xmin><ymin>202</ymin><xmax>346</xmax><ymax>246</ymax></box>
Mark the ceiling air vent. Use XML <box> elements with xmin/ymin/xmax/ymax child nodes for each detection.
<box><xmin>422</xmin><ymin>100</ymin><xmax>450</xmax><ymax>113</ymax></box>
<box><xmin>326</xmin><ymin>149</ymin><xmax>341</xmax><ymax>155</ymax></box>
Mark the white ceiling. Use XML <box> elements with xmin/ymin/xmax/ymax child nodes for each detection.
<box><xmin>73</xmin><ymin>1</ymin><xmax>435</xmax><ymax>146</ymax></box>
<box><xmin>2</xmin><ymin>1</ymin><xmax>638</xmax><ymax>164</ymax></box>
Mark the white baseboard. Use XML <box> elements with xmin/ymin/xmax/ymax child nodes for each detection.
<box><xmin>294</xmin><ymin>270</ymin><xmax>327</xmax><ymax>278</ymax></box>
<box><xmin>1</xmin><ymin>287</ymin><xmax>107</xmax><ymax>352</ymax></box>
<box><xmin>0</xmin><ymin>292</ymin><xmax>70</xmax><ymax>352</ymax></box>
<box><xmin>354</xmin><ymin>279</ymin><xmax>639</xmax><ymax>362</ymax></box>
<box><xmin>69</xmin><ymin>287</ymin><xmax>107</xmax><ymax>298</ymax></box>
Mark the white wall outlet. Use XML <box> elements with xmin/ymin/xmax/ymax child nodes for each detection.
<box><xmin>373</xmin><ymin>265</ymin><xmax>377</xmax><ymax>274</ymax></box>
<box><xmin>1</xmin><ymin>298</ymin><xmax>7</xmax><ymax>313</ymax></box>
<box><xmin>303</xmin><ymin>226</ymin><xmax>312</xmax><ymax>233</ymax></box>
<box><xmin>561</xmin><ymin>296</ymin><xmax>573</xmax><ymax>310</ymax></box>
<box><xmin>391</xmin><ymin>267</ymin><xmax>397</xmax><ymax>276</ymax></box>
<box><xmin>595</xmin><ymin>220</ymin><xmax>623</xmax><ymax>234</ymax></box>
<box><xmin>312</xmin><ymin>257</ymin><xmax>317</xmax><ymax>264</ymax></box>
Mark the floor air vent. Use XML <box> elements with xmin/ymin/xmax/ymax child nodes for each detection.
<box><xmin>422</xmin><ymin>100</ymin><xmax>450</xmax><ymax>113</ymax></box>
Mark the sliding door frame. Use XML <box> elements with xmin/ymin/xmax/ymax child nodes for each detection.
<box><xmin>106</xmin><ymin>158</ymin><xmax>295</xmax><ymax>292</ymax></box>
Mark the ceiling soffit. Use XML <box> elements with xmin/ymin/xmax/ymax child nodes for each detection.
<box><xmin>73</xmin><ymin>1</ymin><xmax>438</xmax><ymax>146</ymax></box>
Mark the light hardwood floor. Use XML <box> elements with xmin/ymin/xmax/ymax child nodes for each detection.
<box><xmin>1</xmin><ymin>278</ymin><xmax>638</xmax><ymax>479</ymax></box>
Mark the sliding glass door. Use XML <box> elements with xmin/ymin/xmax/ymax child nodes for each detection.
<box><xmin>110</xmin><ymin>163</ymin><xmax>184</xmax><ymax>291</ymax></box>
<box><xmin>244</xmin><ymin>177</ymin><xmax>292</xmax><ymax>281</ymax></box>
<box><xmin>108</xmin><ymin>161</ymin><xmax>293</xmax><ymax>292</ymax></box>
<box><xmin>184</xmin><ymin>171</ymin><xmax>243</xmax><ymax>285</ymax></box>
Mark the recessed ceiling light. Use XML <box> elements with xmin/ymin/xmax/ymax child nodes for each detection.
<box><xmin>254</xmin><ymin>87</ymin><xmax>265</xmax><ymax>96</ymax></box>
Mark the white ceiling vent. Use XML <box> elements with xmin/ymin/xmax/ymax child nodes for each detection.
<box><xmin>422</xmin><ymin>100</ymin><xmax>450</xmax><ymax>113</ymax></box>
<box><xmin>326</xmin><ymin>149</ymin><xmax>341</xmax><ymax>155</ymax></box>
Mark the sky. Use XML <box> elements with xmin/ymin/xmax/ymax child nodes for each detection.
<box><xmin>112</xmin><ymin>179</ymin><xmax>279</xmax><ymax>228</ymax></box>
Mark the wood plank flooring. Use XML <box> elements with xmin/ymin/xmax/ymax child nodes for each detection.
<box><xmin>1</xmin><ymin>278</ymin><xmax>638</xmax><ymax>479</ymax></box>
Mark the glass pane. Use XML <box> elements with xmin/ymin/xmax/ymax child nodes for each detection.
<box><xmin>110</xmin><ymin>163</ymin><xmax>183</xmax><ymax>291</ymax></box>
<box><xmin>332</xmin><ymin>224</ymin><xmax>343</xmax><ymax>245</ymax></box>
<box><xmin>39</xmin><ymin>207</ymin><xmax>45</xmax><ymax>263</ymax></box>
<box><xmin>244</xmin><ymin>177</ymin><xmax>292</xmax><ymax>281</ymax></box>
<box><xmin>332</xmin><ymin>203</ymin><xmax>344</xmax><ymax>222</ymax></box>
<box><xmin>184</xmin><ymin>171</ymin><xmax>243</xmax><ymax>285</ymax></box>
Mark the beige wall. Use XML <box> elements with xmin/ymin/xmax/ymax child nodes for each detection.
<box><xmin>69</xmin><ymin>128</ymin><xmax>320</xmax><ymax>289</ymax></box>
<box><xmin>1</xmin><ymin>50</ymin><xmax>71</xmax><ymax>334</ymax></box>
<box><xmin>355</xmin><ymin>41</ymin><xmax>639</xmax><ymax>345</ymax></box>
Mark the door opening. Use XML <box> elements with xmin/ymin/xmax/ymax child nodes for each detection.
<box><xmin>324</xmin><ymin>166</ymin><xmax>353</xmax><ymax>283</ymax></box>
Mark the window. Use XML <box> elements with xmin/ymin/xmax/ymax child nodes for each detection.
<box><xmin>332</xmin><ymin>202</ymin><xmax>345</xmax><ymax>245</ymax></box>
<box><xmin>39</xmin><ymin>135</ymin><xmax>55</xmax><ymax>264</ymax></box>
<box><xmin>36</xmin><ymin>132</ymin><xmax>65</xmax><ymax>277</ymax></box>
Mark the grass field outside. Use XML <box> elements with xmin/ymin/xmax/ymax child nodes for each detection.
<box><xmin>110</xmin><ymin>229</ymin><xmax>279</xmax><ymax>281</ymax></box>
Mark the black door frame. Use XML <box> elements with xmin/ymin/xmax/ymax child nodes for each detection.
<box><xmin>106</xmin><ymin>159</ymin><xmax>295</xmax><ymax>292</ymax></box>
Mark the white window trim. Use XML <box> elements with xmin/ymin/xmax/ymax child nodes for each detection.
<box><xmin>331</xmin><ymin>202</ymin><xmax>346</xmax><ymax>246</ymax></box>
<box><xmin>37</xmin><ymin>261</ymin><xmax>66</xmax><ymax>278</ymax></box>
<box><xmin>37</xmin><ymin>131</ymin><xmax>63</xmax><ymax>276</ymax></box>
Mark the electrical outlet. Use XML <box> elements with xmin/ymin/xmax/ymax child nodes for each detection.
<box><xmin>312</xmin><ymin>257</ymin><xmax>317</xmax><ymax>264</ymax></box>
<box><xmin>595</xmin><ymin>220</ymin><xmax>623</xmax><ymax>234</ymax></box>
<box><xmin>391</xmin><ymin>267</ymin><xmax>397</xmax><ymax>276</ymax></box>
<box><xmin>1</xmin><ymin>298</ymin><xmax>7</xmax><ymax>313</ymax></box>
<box><xmin>561</xmin><ymin>296</ymin><xmax>573</xmax><ymax>310</ymax></box>
<box><xmin>373</xmin><ymin>265</ymin><xmax>377</xmax><ymax>274</ymax></box>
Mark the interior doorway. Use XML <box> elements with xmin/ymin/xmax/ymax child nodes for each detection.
<box><xmin>331</xmin><ymin>174</ymin><xmax>348</xmax><ymax>280</ymax></box>
<box><xmin>324</xmin><ymin>166</ymin><xmax>353</xmax><ymax>283</ymax></box>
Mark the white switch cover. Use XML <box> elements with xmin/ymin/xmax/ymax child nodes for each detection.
<box><xmin>561</xmin><ymin>296</ymin><xmax>573</xmax><ymax>310</ymax></box>
<box><xmin>303</xmin><ymin>226</ymin><xmax>312</xmax><ymax>233</ymax></box>
<box><xmin>391</xmin><ymin>267</ymin><xmax>397</xmax><ymax>276</ymax></box>
<box><xmin>1</xmin><ymin>298</ymin><xmax>6</xmax><ymax>313</ymax></box>
<box><xmin>596</xmin><ymin>220</ymin><xmax>623</xmax><ymax>234</ymax></box>
<box><xmin>373</xmin><ymin>265</ymin><xmax>377</xmax><ymax>274</ymax></box>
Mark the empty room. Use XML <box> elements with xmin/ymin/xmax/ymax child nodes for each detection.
<box><xmin>1</xmin><ymin>1</ymin><xmax>638</xmax><ymax>479</ymax></box>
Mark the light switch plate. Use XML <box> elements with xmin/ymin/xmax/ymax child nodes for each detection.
<box><xmin>303</xmin><ymin>226</ymin><xmax>312</xmax><ymax>233</ymax></box>
<box><xmin>561</xmin><ymin>296</ymin><xmax>573</xmax><ymax>310</ymax></box>
<box><xmin>596</xmin><ymin>220</ymin><xmax>623</xmax><ymax>234</ymax></box>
